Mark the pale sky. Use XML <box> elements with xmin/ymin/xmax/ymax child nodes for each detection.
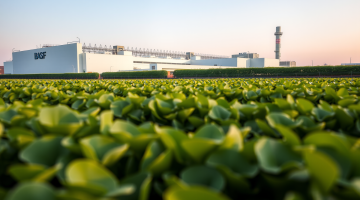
<box><xmin>1</xmin><ymin>0</ymin><xmax>359</xmax><ymax>66</ymax></box>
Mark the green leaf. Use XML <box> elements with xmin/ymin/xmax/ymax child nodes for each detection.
<box><xmin>188</xmin><ymin>116</ymin><xmax>204</xmax><ymax>128</ymax></box>
<box><xmin>109</xmin><ymin>120</ymin><xmax>141</xmax><ymax>143</ymax></box>
<box><xmin>206</xmin><ymin>149</ymin><xmax>258</xmax><ymax>177</ymax></box>
<box><xmin>81</xmin><ymin>106</ymin><xmax>101</xmax><ymax>117</ymax></box>
<box><xmin>164</xmin><ymin>186</ymin><xmax>230</xmax><ymax>200</ymax></box>
<box><xmin>304</xmin><ymin>132</ymin><xmax>351</xmax><ymax>159</ymax></box>
<box><xmin>177</xmin><ymin>108</ymin><xmax>195</xmax><ymax>123</ymax></box>
<box><xmin>311</xmin><ymin>108</ymin><xmax>334</xmax><ymax>122</ymax></box>
<box><xmin>111</xmin><ymin>100</ymin><xmax>131</xmax><ymax>118</ymax></box>
<box><xmin>66</xmin><ymin>159</ymin><xmax>118</xmax><ymax>194</ymax></box>
<box><xmin>141</xmin><ymin>141</ymin><xmax>173</xmax><ymax>175</ymax></box>
<box><xmin>80</xmin><ymin>135</ymin><xmax>120</xmax><ymax>162</ymax></box>
<box><xmin>0</xmin><ymin>122</ymin><xmax>3</xmax><ymax>138</ymax></box>
<box><xmin>266</xmin><ymin>113</ymin><xmax>302</xmax><ymax>128</ymax></box>
<box><xmin>102</xmin><ymin>144</ymin><xmax>129</xmax><ymax>166</ymax></box>
<box><xmin>180</xmin><ymin>166</ymin><xmax>225</xmax><ymax>192</ymax></box>
<box><xmin>219</xmin><ymin>125</ymin><xmax>243</xmax><ymax>151</ymax></box>
<box><xmin>255</xmin><ymin>119</ymin><xmax>278</xmax><ymax>137</ymax></box>
<box><xmin>5</xmin><ymin>182</ymin><xmax>56</xmax><ymax>200</ymax></box>
<box><xmin>156</xmin><ymin>126</ymin><xmax>188</xmax><ymax>163</ymax></box>
<box><xmin>96</xmin><ymin>94</ymin><xmax>114</xmax><ymax>109</ymax></box>
<box><xmin>335</xmin><ymin>108</ymin><xmax>354</xmax><ymax>130</ymax></box>
<box><xmin>337</xmin><ymin>88</ymin><xmax>349</xmax><ymax>97</ymax></box>
<box><xmin>20</xmin><ymin>136</ymin><xmax>64</xmax><ymax>167</ymax></box>
<box><xmin>274</xmin><ymin>125</ymin><xmax>301</xmax><ymax>146</ymax></box>
<box><xmin>208</xmin><ymin>105</ymin><xmax>231</xmax><ymax>121</ymax></box>
<box><xmin>296</xmin><ymin>98</ymin><xmax>314</xmax><ymax>115</ymax></box>
<box><xmin>0</xmin><ymin>109</ymin><xmax>17</xmax><ymax>124</ymax></box>
<box><xmin>38</xmin><ymin>105</ymin><xmax>83</xmax><ymax>135</ymax></box>
<box><xmin>338</xmin><ymin>98</ymin><xmax>357</xmax><ymax>107</ymax></box>
<box><xmin>8</xmin><ymin>164</ymin><xmax>46</xmax><ymax>181</ymax></box>
<box><xmin>71</xmin><ymin>99</ymin><xmax>86</xmax><ymax>110</ymax></box>
<box><xmin>100</xmin><ymin>110</ymin><xmax>113</xmax><ymax>135</ymax></box>
<box><xmin>6</xmin><ymin>127</ymin><xmax>35</xmax><ymax>147</ymax></box>
<box><xmin>305</xmin><ymin>151</ymin><xmax>339</xmax><ymax>193</ymax></box>
<box><xmin>181</xmin><ymin>138</ymin><xmax>219</xmax><ymax>163</ymax></box>
<box><xmin>119</xmin><ymin>172</ymin><xmax>152</xmax><ymax>200</ymax></box>
<box><xmin>193</xmin><ymin>124</ymin><xmax>225</xmax><ymax>144</ymax></box>
<box><xmin>296</xmin><ymin>116</ymin><xmax>325</xmax><ymax>132</ymax></box>
<box><xmin>255</xmin><ymin>137</ymin><xmax>302</xmax><ymax>174</ymax></box>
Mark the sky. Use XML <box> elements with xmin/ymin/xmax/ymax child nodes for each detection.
<box><xmin>0</xmin><ymin>0</ymin><xmax>359</xmax><ymax>66</ymax></box>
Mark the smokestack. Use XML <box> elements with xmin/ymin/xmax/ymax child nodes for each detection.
<box><xmin>274</xmin><ymin>26</ymin><xmax>283</xmax><ymax>60</ymax></box>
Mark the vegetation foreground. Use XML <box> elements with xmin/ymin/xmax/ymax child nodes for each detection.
<box><xmin>1</xmin><ymin>78</ymin><xmax>360</xmax><ymax>200</ymax></box>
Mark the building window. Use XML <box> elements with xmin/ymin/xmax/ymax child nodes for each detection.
<box><xmin>152</xmin><ymin>66</ymin><xmax>155</xmax><ymax>70</ymax></box>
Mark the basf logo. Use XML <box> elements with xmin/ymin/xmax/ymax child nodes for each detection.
<box><xmin>34</xmin><ymin>52</ymin><xmax>46</xmax><ymax>60</ymax></box>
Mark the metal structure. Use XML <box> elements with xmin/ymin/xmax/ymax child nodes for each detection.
<box><xmin>81</xmin><ymin>43</ymin><xmax>228</xmax><ymax>60</ymax></box>
<box><xmin>232</xmin><ymin>52</ymin><xmax>259</xmax><ymax>59</ymax></box>
<box><xmin>82</xmin><ymin>43</ymin><xmax>115</xmax><ymax>54</ymax></box>
<box><xmin>274</xmin><ymin>26</ymin><xmax>283</xmax><ymax>60</ymax></box>
<box><xmin>42</xmin><ymin>44</ymin><xmax>60</xmax><ymax>48</ymax></box>
<box><xmin>124</xmin><ymin>47</ymin><xmax>187</xmax><ymax>59</ymax></box>
<box><xmin>194</xmin><ymin>52</ymin><xmax>229</xmax><ymax>60</ymax></box>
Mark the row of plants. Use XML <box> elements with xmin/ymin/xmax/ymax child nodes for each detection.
<box><xmin>2</xmin><ymin>66</ymin><xmax>360</xmax><ymax>79</ymax></box>
<box><xmin>102</xmin><ymin>71</ymin><xmax>168</xmax><ymax>79</ymax></box>
<box><xmin>0</xmin><ymin>78</ymin><xmax>360</xmax><ymax>199</ymax></box>
<box><xmin>0</xmin><ymin>73</ymin><xmax>99</xmax><ymax>79</ymax></box>
<box><xmin>173</xmin><ymin>65</ymin><xmax>360</xmax><ymax>77</ymax></box>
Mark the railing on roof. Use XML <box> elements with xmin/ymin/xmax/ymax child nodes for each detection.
<box><xmin>81</xmin><ymin>43</ymin><xmax>230</xmax><ymax>60</ymax></box>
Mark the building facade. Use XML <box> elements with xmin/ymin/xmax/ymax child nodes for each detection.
<box><xmin>4</xmin><ymin>43</ymin><xmax>282</xmax><ymax>74</ymax></box>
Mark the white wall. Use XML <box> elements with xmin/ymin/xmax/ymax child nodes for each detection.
<box><xmin>237</xmin><ymin>58</ymin><xmax>250</xmax><ymax>68</ymax></box>
<box><xmin>155</xmin><ymin>64</ymin><xmax>235</xmax><ymax>71</ymax></box>
<box><xmin>12</xmin><ymin>43</ymin><xmax>82</xmax><ymax>74</ymax></box>
<box><xmin>133</xmin><ymin>63</ymin><xmax>150</xmax><ymax>69</ymax></box>
<box><xmin>83</xmin><ymin>53</ymin><xmax>133</xmax><ymax>73</ymax></box>
<box><xmin>4</xmin><ymin>61</ymin><xmax>13</xmax><ymax>74</ymax></box>
<box><xmin>190</xmin><ymin>58</ymin><xmax>239</xmax><ymax>67</ymax></box>
<box><xmin>133</xmin><ymin>57</ymin><xmax>190</xmax><ymax>64</ymax></box>
<box><xmin>250</xmin><ymin>58</ymin><xmax>265</xmax><ymax>68</ymax></box>
<box><xmin>264</xmin><ymin>58</ymin><xmax>280</xmax><ymax>67</ymax></box>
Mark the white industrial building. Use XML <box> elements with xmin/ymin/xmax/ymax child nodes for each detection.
<box><xmin>341</xmin><ymin>63</ymin><xmax>360</xmax><ymax>66</ymax></box>
<box><xmin>4</xmin><ymin>42</ymin><xmax>280</xmax><ymax>74</ymax></box>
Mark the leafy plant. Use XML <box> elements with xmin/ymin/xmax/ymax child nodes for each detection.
<box><xmin>0</xmin><ymin>77</ymin><xmax>360</xmax><ymax>199</ymax></box>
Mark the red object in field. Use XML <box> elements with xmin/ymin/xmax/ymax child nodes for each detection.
<box><xmin>167</xmin><ymin>71</ymin><xmax>174</xmax><ymax>78</ymax></box>
<box><xmin>276</xmin><ymin>39</ymin><xmax>280</xmax><ymax>44</ymax></box>
<box><xmin>0</xmin><ymin>66</ymin><xmax>4</xmax><ymax>74</ymax></box>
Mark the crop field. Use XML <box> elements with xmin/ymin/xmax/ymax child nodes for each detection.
<box><xmin>1</xmin><ymin>78</ymin><xmax>360</xmax><ymax>200</ymax></box>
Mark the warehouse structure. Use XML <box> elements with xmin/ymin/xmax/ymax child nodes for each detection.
<box><xmin>4</xmin><ymin>26</ymin><xmax>305</xmax><ymax>74</ymax></box>
<box><xmin>3</xmin><ymin>42</ymin><xmax>281</xmax><ymax>74</ymax></box>
<box><xmin>341</xmin><ymin>63</ymin><xmax>360</xmax><ymax>66</ymax></box>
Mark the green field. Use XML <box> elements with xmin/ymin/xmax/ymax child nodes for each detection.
<box><xmin>1</xmin><ymin>78</ymin><xmax>360</xmax><ymax>200</ymax></box>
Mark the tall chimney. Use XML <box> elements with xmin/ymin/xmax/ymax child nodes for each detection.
<box><xmin>274</xmin><ymin>26</ymin><xmax>283</xmax><ymax>60</ymax></box>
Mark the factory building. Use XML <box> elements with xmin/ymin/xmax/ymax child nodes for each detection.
<box><xmin>4</xmin><ymin>26</ymin><xmax>304</xmax><ymax>74</ymax></box>
<box><xmin>341</xmin><ymin>63</ymin><xmax>360</xmax><ymax>66</ymax></box>
<box><xmin>3</xmin><ymin>43</ymin><xmax>280</xmax><ymax>74</ymax></box>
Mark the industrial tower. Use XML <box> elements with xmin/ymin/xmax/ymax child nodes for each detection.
<box><xmin>274</xmin><ymin>26</ymin><xmax>283</xmax><ymax>60</ymax></box>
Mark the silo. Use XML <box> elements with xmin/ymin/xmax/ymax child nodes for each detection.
<box><xmin>274</xmin><ymin>26</ymin><xmax>283</xmax><ymax>59</ymax></box>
